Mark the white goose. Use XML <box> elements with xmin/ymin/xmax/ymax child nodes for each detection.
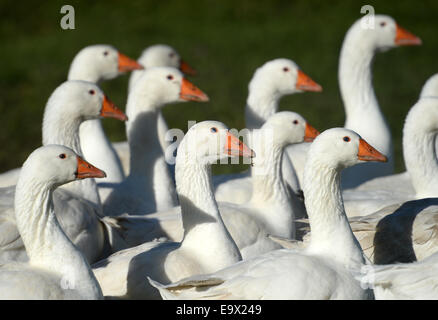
<box><xmin>363</xmin><ymin>251</ymin><xmax>438</xmax><ymax>299</ymax></box>
<box><xmin>216</xmin><ymin>112</ymin><xmax>319</xmax><ymax>258</ymax></box>
<box><xmin>343</xmin><ymin>73</ymin><xmax>438</xmax><ymax>217</ymax></box>
<box><xmin>114</xmin><ymin>44</ymin><xmax>197</xmax><ymax>175</ymax></box>
<box><xmin>93</xmin><ymin>121</ymin><xmax>253</xmax><ymax>299</ymax></box>
<box><xmin>214</xmin><ymin>58</ymin><xmax>322</xmax><ymax>204</ymax></box>
<box><xmin>0</xmin><ymin>45</ymin><xmax>143</xmax><ymax>199</ymax></box>
<box><xmin>69</xmin><ymin>45</ymin><xmax>143</xmax><ymax>202</ymax></box>
<box><xmin>105</xmin><ymin>111</ymin><xmax>319</xmax><ymax>257</ymax></box>
<box><xmin>0</xmin><ymin>145</ymin><xmax>104</xmax><ymax>300</ymax></box>
<box><xmin>103</xmin><ymin>67</ymin><xmax>209</xmax><ymax>216</ymax></box>
<box><xmin>286</xmin><ymin>15</ymin><xmax>421</xmax><ymax>189</ymax></box>
<box><xmin>148</xmin><ymin>128</ymin><xmax>386</xmax><ymax>300</ymax></box>
<box><xmin>0</xmin><ymin>81</ymin><xmax>127</xmax><ymax>264</ymax></box>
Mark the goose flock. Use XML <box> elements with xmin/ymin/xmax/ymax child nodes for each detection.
<box><xmin>1</xmin><ymin>14</ymin><xmax>436</xmax><ymax>300</ymax></box>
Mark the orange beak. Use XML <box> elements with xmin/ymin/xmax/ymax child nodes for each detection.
<box><xmin>118</xmin><ymin>52</ymin><xmax>144</xmax><ymax>72</ymax></box>
<box><xmin>304</xmin><ymin>123</ymin><xmax>320</xmax><ymax>142</ymax></box>
<box><xmin>296</xmin><ymin>70</ymin><xmax>323</xmax><ymax>92</ymax></box>
<box><xmin>225</xmin><ymin>132</ymin><xmax>255</xmax><ymax>158</ymax></box>
<box><xmin>179</xmin><ymin>59</ymin><xmax>197</xmax><ymax>76</ymax></box>
<box><xmin>180</xmin><ymin>78</ymin><xmax>209</xmax><ymax>102</ymax></box>
<box><xmin>76</xmin><ymin>156</ymin><xmax>106</xmax><ymax>179</ymax></box>
<box><xmin>357</xmin><ymin>139</ymin><xmax>388</xmax><ymax>162</ymax></box>
<box><xmin>100</xmin><ymin>96</ymin><xmax>128</xmax><ymax>121</ymax></box>
<box><xmin>395</xmin><ymin>24</ymin><xmax>422</xmax><ymax>46</ymax></box>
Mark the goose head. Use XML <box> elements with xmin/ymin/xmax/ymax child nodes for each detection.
<box><xmin>350</xmin><ymin>15</ymin><xmax>421</xmax><ymax>52</ymax></box>
<box><xmin>137</xmin><ymin>44</ymin><xmax>196</xmax><ymax>75</ymax></box>
<box><xmin>262</xmin><ymin>111</ymin><xmax>320</xmax><ymax>147</ymax></box>
<box><xmin>68</xmin><ymin>45</ymin><xmax>143</xmax><ymax>82</ymax></box>
<box><xmin>309</xmin><ymin>128</ymin><xmax>388</xmax><ymax>170</ymax></box>
<box><xmin>178</xmin><ymin>121</ymin><xmax>255</xmax><ymax>165</ymax></box>
<box><xmin>44</xmin><ymin>80</ymin><xmax>127</xmax><ymax>126</ymax></box>
<box><xmin>20</xmin><ymin>145</ymin><xmax>106</xmax><ymax>188</ymax></box>
<box><xmin>249</xmin><ymin>58</ymin><xmax>322</xmax><ymax>97</ymax></box>
<box><xmin>129</xmin><ymin>67</ymin><xmax>208</xmax><ymax>111</ymax></box>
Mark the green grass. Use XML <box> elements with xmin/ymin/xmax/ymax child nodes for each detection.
<box><xmin>0</xmin><ymin>0</ymin><xmax>437</xmax><ymax>175</ymax></box>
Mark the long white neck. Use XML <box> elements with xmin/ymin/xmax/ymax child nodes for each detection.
<box><xmin>128</xmin><ymin>68</ymin><xmax>170</xmax><ymax>156</ymax></box>
<box><xmin>69</xmin><ymin>63</ymin><xmax>126</xmax><ymax>198</ymax></box>
<box><xmin>176</xmin><ymin>149</ymin><xmax>242</xmax><ymax>271</ymax></box>
<box><xmin>14</xmin><ymin>178</ymin><xmax>102</xmax><ymax>299</ymax></box>
<box><xmin>303</xmin><ymin>157</ymin><xmax>365</xmax><ymax>269</ymax></box>
<box><xmin>42</xmin><ymin>109</ymin><xmax>101</xmax><ymax>209</ymax></box>
<box><xmin>245</xmin><ymin>80</ymin><xmax>280</xmax><ymax>130</ymax></box>
<box><xmin>339</xmin><ymin>31</ymin><xmax>392</xmax><ymax>157</ymax></box>
<box><xmin>403</xmin><ymin>99</ymin><xmax>438</xmax><ymax>198</ymax></box>
<box><xmin>126</xmin><ymin>101</ymin><xmax>177</xmax><ymax>211</ymax></box>
<box><xmin>249</xmin><ymin>132</ymin><xmax>297</xmax><ymax>238</ymax></box>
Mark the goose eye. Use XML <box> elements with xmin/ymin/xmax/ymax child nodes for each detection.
<box><xmin>169</xmin><ymin>52</ymin><xmax>175</xmax><ymax>58</ymax></box>
<box><xmin>380</xmin><ymin>22</ymin><xmax>386</xmax><ymax>27</ymax></box>
<box><xmin>103</xmin><ymin>51</ymin><xmax>109</xmax><ymax>56</ymax></box>
<box><xmin>59</xmin><ymin>153</ymin><xmax>66</xmax><ymax>159</ymax></box>
<box><xmin>89</xmin><ymin>90</ymin><xmax>95</xmax><ymax>95</ymax></box>
<box><xmin>210</xmin><ymin>127</ymin><xmax>218</xmax><ymax>133</ymax></box>
<box><xmin>343</xmin><ymin>136</ymin><xmax>351</xmax><ymax>142</ymax></box>
<box><xmin>293</xmin><ymin>120</ymin><xmax>299</xmax><ymax>125</ymax></box>
<box><xmin>167</xmin><ymin>75</ymin><xmax>174</xmax><ymax>80</ymax></box>
<box><xmin>283</xmin><ymin>67</ymin><xmax>289</xmax><ymax>72</ymax></box>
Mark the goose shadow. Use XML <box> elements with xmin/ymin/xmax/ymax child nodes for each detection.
<box><xmin>372</xmin><ymin>197</ymin><xmax>438</xmax><ymax>264</ymax></box>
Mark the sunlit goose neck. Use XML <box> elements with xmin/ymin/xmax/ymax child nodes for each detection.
<box><xmin>250</xmin><ymin>112</ymin><xmax>320</xmax><ymax>238</ymax></box>
<box><xmin>403</xmin><ymin>74</ymin><xmax>438</xmax><ymax>198</ymax></box>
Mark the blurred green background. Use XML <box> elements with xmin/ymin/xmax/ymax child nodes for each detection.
<box><xmin>0</xmin><ymin>0</ymin><xmax>436</xmax><ymax>176</ymax></box>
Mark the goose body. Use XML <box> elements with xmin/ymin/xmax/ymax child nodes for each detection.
<box><xmin>149</xmin><ymin>128</ymin><xmax>386</xmax><ymax>300</ymax></box>
<box><xmin>286</xmin><ymin>15</ymin><xmax>421</xmax><ymax>189</ymax></box>
<box><xmin>366</xmin><ymin>251</ymin><xmax>438</xmax><ymax>299</ymax></box>
<box><xmin>0</xmin><ymin>145</ymin><xmax>104</xmax><ymax>299</ymax></box>
<box><xmin>276</xmin><ymin>197</ymin><xmax>438</xmax><ymax>266</ymax></box>
<box><xmin>348</xmin><ymin>198</ymin><xmax>438</xmax><ymax>265</ymax></box>
<box><xmin>93</xmin><ymin>121</ymin><xmax>251</xmax><ymax>299</ymax></box>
